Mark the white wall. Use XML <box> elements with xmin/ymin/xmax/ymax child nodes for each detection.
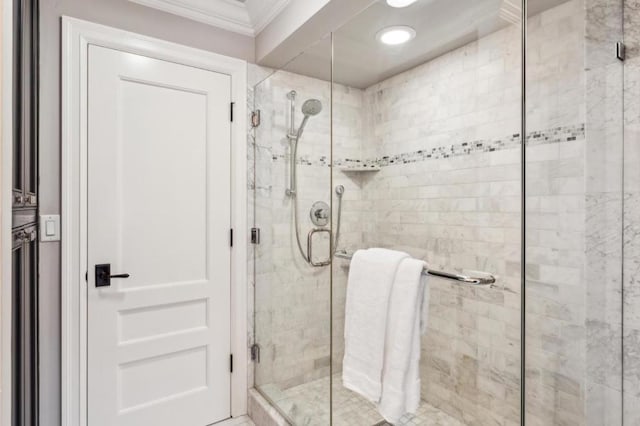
<box><xmin>39</xmin><ymin>2</ymin><xmax>253</xmax><ymax>424</ymax></box>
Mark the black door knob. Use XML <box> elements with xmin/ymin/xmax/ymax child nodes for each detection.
<box><xmin>95</xmin><ymin>264</ymin><xmax>130</xmax><ymax>287</ymax></box>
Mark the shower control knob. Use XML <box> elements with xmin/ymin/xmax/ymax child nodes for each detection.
<box><xmin>310</xmin><ymin>201</ymin><xmax>330</xmax><ymax>227</ymax></box>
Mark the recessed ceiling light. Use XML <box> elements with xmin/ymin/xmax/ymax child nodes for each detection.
<box><xmin>386</xmin><ymin>0</ymin><xmax>417</xmax><ymax>7</ymax></box>
<box><xmin>376</xmin><ymin>26</ymin><xmax>416</xmax><ymax>46</ymax></box>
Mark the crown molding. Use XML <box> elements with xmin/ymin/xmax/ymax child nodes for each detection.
<box><xmin>128</xmin><ymin>0</ymin><xmax>290</xmax><ymax>36</ymax></box>
<box><xmin>129</xmin><ymin>0</ymin><xmax>253</xmax><ymax>35</ymax></box>
<box><xmin>246</xmin><ymin>0</ymin><xmax>290</xmax><ymax>34</ymax></box>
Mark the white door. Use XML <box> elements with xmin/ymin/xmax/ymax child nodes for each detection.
<box><xmin>86</xmin><ymin>45</ymin><xmax>232</xmax><ymax>426</ymax></box>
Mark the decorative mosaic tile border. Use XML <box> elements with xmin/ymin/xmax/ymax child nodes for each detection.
<box><xmin>269</xmin><ymin>153</ymin><xmax>331</xmax><ymax>167</ymax></box>
<box><xmin>265</xmin><ymin>124</ymin><xmax>585</xmax><ymax>168</ymax></box>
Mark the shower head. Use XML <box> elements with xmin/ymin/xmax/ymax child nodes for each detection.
<box><xmin>335</xmin><ymin>185</ymin><xmax>345</xmax><ymax>197</ymax></box>
<box><xmin>295</xmin><ymin>99</ymin><xmax>322</xmax><ymax>140</ymax></box>
<box><xmin>301</xmin><ymin>99</ymin><xmax>322</xmax><ymax>116</ymax></box>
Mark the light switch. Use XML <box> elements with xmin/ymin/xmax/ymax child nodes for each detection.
<box><xmin>40</xmin><ymin>214</ymin><xmax>60</xmax><ymax>242</ymax></box>
<box><xmin>45</xmin><ymin>220</ymin><xmax>55</xmax><ymax>236</ymax></box>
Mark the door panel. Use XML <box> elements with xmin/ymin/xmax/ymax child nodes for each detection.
<box><xmin>87</xmin><ymin>45</ymin><xmax>231</xmax><ymax>426</ymax></box>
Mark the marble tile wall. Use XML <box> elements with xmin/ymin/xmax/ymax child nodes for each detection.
<box><xmin>524</xmin><ymin>1</ymin><xmax>589</xmax><ymax>425</ymax></box>
<box><xmin>624</xmin><ymin>0</ymin><xmax>640</xmax><ymax>424</ymax></box>
<box><xmin>583</xmin><ymin>0</ymin><xmax>624</xmax><ymax>424</ymax></box>
<box><xmin>525</xmin><ymin>0</ymin><xmax>627</xmax><ymax>425</ymax></box>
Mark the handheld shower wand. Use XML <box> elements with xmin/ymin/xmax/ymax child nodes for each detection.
<box><xmin>287</xmin><ymin>97</ymin><xmax>323</xmax><ymax>197</ymax></box>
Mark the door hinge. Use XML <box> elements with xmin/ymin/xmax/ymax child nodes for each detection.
<box><xmin>251</xmin><ymin>227</ymin><xmax>261</xmax><ymax>244</ymax></box>
<box><xmin>251</xmin><ymin>110</ymin><xmax>261</xmax><ymax>128</ymax></box>
<box><xmin>230</xmin><ymin>229</ymin><xmax>233</xmax><ymax>247</ymax></box>
<box><xmin>230</xmin><ymin>354</ymin><xmax>234</xmax><ymax>373</ymax></box>
<box><xmin>251</xmin><ymin>343</ymin><xmax>261</xmax><ymax>363</ymax></box>
<box><xmin>230</xmin><ymin>102</ymin><xmax>235</xmax><ymax>122</ymax></box>
<box><xmin>617</xmin><ymin>41</ymin><xmax>626</xmax><ymax>61</ymax></box>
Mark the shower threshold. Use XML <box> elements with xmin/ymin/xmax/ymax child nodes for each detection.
<box><xmin>257</xmin><ymin>374</ymin><xmax>463</xmax><ymax>426</ymax></box>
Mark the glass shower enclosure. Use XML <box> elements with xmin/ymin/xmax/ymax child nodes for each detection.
<box><xmin>249</xmin><ymin>0</ymin><xmax>629</xmax><ymax>424</ymax></box>
<box><xmin>250</xmin><ymin>36</ymin><xmax>334</xmax><ymax>425</ymax></box>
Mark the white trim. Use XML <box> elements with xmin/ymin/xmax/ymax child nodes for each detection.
<box><xmin>61</xmin><ymin>17</ymin><xmax>248</xmax><ymax>426</ymax></box>
<box><xmin>126</xmin><ymin>0</ymin><xmax>290</xmax><ymax>36</ymax></box>
<box><xmin>1</xmin><ymin>0</ymin><xmax>13</xmax><ymax>425</ymax></box>
<box><xmin>129</xmin><ymin>0</ymin><xmax>255</xmax><ymax>36</ymax></box>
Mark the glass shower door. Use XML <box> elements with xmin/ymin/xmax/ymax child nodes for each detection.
<box><xmin>331</xmin><ymin>1</ymin><xmax>523</xmax><ymax>424</ymax></box>
<box><xmin>250</xmin><ymin>36</ymin><xmax>334</xmax><ymax>425</ymax></box>
<box><xmin>624</xmin><ymin>0</ymin><xmax>640</xmax><ymax>422</ymax></box>
<box><xmin>249</xmin><ymin>0</ymin><xmax>630</xmax><ymax>424</ymax></box>
<box><xmin>525</xmin><ymin>0</ymin><xmax>624</xmax><ymax>424</ymax></box>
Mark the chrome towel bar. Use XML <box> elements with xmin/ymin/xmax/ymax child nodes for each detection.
<box><xmin>334</xmin><ymin>250</ymin><xmax>496</xmax><ymax>286</ymax></box>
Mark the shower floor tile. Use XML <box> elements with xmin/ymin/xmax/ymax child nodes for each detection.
<box><xmin>260</xmin><ymin>375</ymin><xmax>463</xmax><ymax>426</ymax></box>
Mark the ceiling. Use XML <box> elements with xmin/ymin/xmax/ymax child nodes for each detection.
<box><xmin>128</xmin><ymin>0</ymin><xmax>290</xmax><ymax>36</ymax></box>
<box><xmin>281</xmin><ymin>0</ymin><xmax>569</xmax><ymax>89</ymax></box>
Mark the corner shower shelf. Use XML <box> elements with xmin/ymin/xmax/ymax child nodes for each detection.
<box><xmin>338</xmin><ymin>166</ymin><xmax>380</xmax><ymax>172</ymax></box>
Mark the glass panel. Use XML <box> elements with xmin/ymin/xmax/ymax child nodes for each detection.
<box><xmin>332</xmin><ymin>1</ymin><xmax>522</xmax><ymax>424</ymax></box>
<box><xmin>624</xmin><ymin>0</ymin><xmax>640</xmax><ymax>424</ymax></box>
<box><xmin>251</xmin><ymin>36</ymin><xmax>333</xmax><ymax>425</ymax></box>
<box><xmin>525</xmin><ymin>0</ymin><xmax>623</xmax><ymax>424</ymax></box>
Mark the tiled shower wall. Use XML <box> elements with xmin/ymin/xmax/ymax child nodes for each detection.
<box><xmin>525</xmin><ymin>1</ymin><xmax>590</xmax><ymax>426</ymax></box>
<box><xmin>249</xmin><ymin>0</ymin><xmax>628</xmax><ymax>425</ymax></box>
<box><xmin>625</xmin><ymin>0</ymin><xmax>640</xmax><ymax>424</ymax></box>
<box><xmin>582</xmin><ymin>0</ymin><xmax>624</xmax><ymax>424</ymax></box>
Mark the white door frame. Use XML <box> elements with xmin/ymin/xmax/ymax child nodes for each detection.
<box><xmin>61</xmin><ymin>17</ymin><xmax>248</xmax><ymax>426</ymax></box>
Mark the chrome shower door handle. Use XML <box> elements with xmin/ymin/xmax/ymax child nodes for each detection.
<box><xmin>307</xmin><ymin>228</ymin><xmax>332</xmax><ymax>267</ymax></box>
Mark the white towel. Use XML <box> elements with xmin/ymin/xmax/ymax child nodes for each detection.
<box><xmin>378</xmin><ymin>258</ymin><xmax>429</xmax><ymax>424</ymax></box>
<box><xmin>342</xmin><ymin>248</ymin><xmax>409</xmax><ymax>402</ymax></box>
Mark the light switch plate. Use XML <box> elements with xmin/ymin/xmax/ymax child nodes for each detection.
<box><xmin>40</xmin><ymin>214</ymin><xmax>60</xmax><ymax>242</ymax></box>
